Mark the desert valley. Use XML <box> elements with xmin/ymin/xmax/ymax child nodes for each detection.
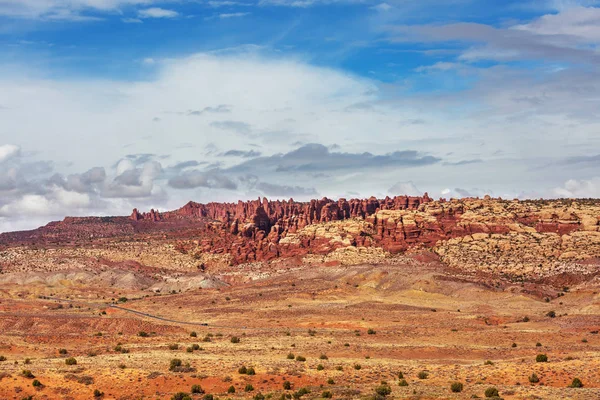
<box><xmin>1</xmin><ymin>194</ymin><xmax>599</xmax><ymax>400</ymax></box>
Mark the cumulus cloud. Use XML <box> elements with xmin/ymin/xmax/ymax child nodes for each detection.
<box><xmin>1</xmin><ymin>45</ymin><xmax>599</xmax><ymax>231</ymax></box>
<box><xmin>388</xmin><ymin>181</ymin><xmax>421</xmax><ymax>196</ymax></box>
<box><xmin>553</xmin><ymin>177</ymin><xmax>600</xmax><ymax>198</ymax></box>
<box><xmin>0</xmin><ymin>144</ymin><xmax>20</xmax><ymax>163</ymax></box>
<box><xmin>103</xmin><ymin>160</ymin><xmax>163</xmax><ymax>198</ymax></box>
<box><xmin>52</xmin><ymin>166</ymin><xmax>107</xmax><ymax>193</ymax></box>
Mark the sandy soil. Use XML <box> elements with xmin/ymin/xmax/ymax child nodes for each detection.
<box><xmin>1</xmin><ymin>258</ymin><xmax>599</xmax><ymax>400</ymax></box>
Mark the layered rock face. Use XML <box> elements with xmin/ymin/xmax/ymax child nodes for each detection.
<box><xmin>129</xmin><ymin>195</ymin><xmax>433</xmax><ymax>263</ymax></box>
<box><xmin>2</xmin><ymin>195</ymin><xmax>599</xmax><ymax>279</ymax></box>
<box><xmin>129</xmin><ymin>196</ymin><xmax>600</xmax><ymax>276</ymax></box>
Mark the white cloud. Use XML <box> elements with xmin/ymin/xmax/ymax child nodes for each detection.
<box><xmin>0</xmin><ymin>144</ymin><xmax>20</xmax><ymax>163</ymax></box>
<box><xmin>415</xmin><ymin>61</ymin><xmax>459</xmax><ymax>72</ymax></box>
<box><xmin>514</xmin><ymin>6</ymin><xmax>600</xmax><ymax>41</ymax></box>
<box><xmin>371</xmin><ymin>2</ymin><xmax>392</xmax><ymax>12</ymax></box>
<box><xmin>122</xmin><ymin>17</ymin><xmax>143</xmax><ymax>23</ymax></box>
<box><xmin>388</xmin><ymin>181</ymin><xmax>421</xmax><ymax>196</ymax></box>
<box><xmin>0</xmin><ymin>0</ymin><xmax>158</xmax><ymax>20</ymax></box>
<box><xmin>208</xmin><ymin>1</ymin><xmax>251</xmax><ymax>7</ymax></box>
<box><xmin>553</xmin><ymin>177</ymin><xmax>600</xmax><ymax>198</ymax></box>
<box><xmin>1</xmin><ymin>48</ymin><xmax>600</xmax><ymax>231</ymax></box>
<box><xmin>138</xmin><ymin>7</ymin><xmax>178</xmax><ymax>18</ymax></box>
<box><xmin>219</xmin><ymin>12</ymin><xmax>250</xmax><ymax>18</ymax></box>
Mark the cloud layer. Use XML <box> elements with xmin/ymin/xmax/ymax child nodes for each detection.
<box><xmin>2</xmin><ymin>4</ymin><xmax>600</xmax><ymax>231</ymax></box>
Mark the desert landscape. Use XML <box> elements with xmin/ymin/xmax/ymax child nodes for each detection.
<box><xmin>1</xmin><ymin>195</ymin><xmax>599</xmax><ymax>400</ymax></box>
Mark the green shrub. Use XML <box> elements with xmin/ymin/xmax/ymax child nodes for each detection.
<box><xmin>192</xmin><ymin>344</ymin><xmax>200</xmax><ymax>350</ymax></box>
<box><xmin>450</xmin><ymin>382</ymin><xmax>463</xmax><ymax>393</ymax></box>
<box><xmin>22</xmin><ymin>370</ymin><xmax>35</xmax><ymax>378</ymax></box>
<box><xmin>191</xmin><ymin>384</ymin><xmax>204</xmax><ymax>394</ymax></box>
<box><xmin>245</xmin><ymin>384</ymin><xmax>254</xmax><ymax>392</ymax></box>
<box><xmin>529</xmin><ymin>373</ymin><xmax>539</xmax><ymax>383</ymax></box>
<box><xmin>118</xmin><ymin>297</ymin><xmax>128</xmax><ymax>303</ymax></box>
<box><xmin>353</xmin><ymin>364</ymin><xmax>361</xmax><ymax>370</ymax></box>
<box><xmin>398</xmin><ymin>379</ymin><xmax>408</xmax><ymax>387</ymax></box>
<box><xmin>246</xmin><ymin>367</ymin><xmax>256</xmax><ymax>375</ymax></box>
<box><xmin>546</xmin><ymin>311</ymin><xmax>556</xmax><ymax>318</ymax></box>
<box><xmin>417</xmin><ymin>371</ymin><xmax>428</xmax><ymax>379</ymax></box>
<box><xmin>65</xmin><ymin>357</ymin><xmax>77</xmax><ymax>365</ymax></box>
<box><xmin>58</xmin><ymin>349</ymin><xmax>67</xmax><ymax>355</ymax></box>
<box><xmin>169</xmin><ymin>359</ymin><xmax>183</xmax><ymax>371</ymax></box>
<box><xmin>296</xmin><ymin>355</ymin><xmax>306</xmax><ymax>362</ymax></box>
<box><xmin>397</xmin><ymin>372</ymin><xmax>403</xmax><ymax>379</ymax></box>
<box><xmin>484</xmin><ymin>387</ymin><xmax>499</xmax><ymax>398</ymax></box>
<box><xmin>367</xmin><ymin>329</ymin><xmax>376</xmax><ymax>335</ymax></box>
<box><xmin>94</xmin><ymin>389</ymin><xmax>104</xmax><ymax>398</ymax></box>
<box><xmin>231</xmin><ymin>336</ymin><xmax>240</xmax><ymax>343</ymax></box>
<box><xmin>536</xmin><ymin>354</ymin><xmax>548</xmax><ymax>362</ymax></box>
<box><xmin>294</xmin><ymin>388</ymin><xmax>309</xmax><ymax>398</ymax></box>
<box><xmin>283</xmin><ymin>380</ymin><xmax>292</xmax><ymax>390</ymax></box>
<box><xmin>511</xmin><ymin>343</ymin><xmax>517</xmax><ymax>348</ymax></box>
<box><xmin>203</xmin><ymin>395</ymin><xmax>214</xmax><ymax>400</ymax></box>
<box><xmin>319</xmin><ymin>354</ymin><xmax>328</xmax><ymax>360</ymax></box>
<box><xmin>335</xmin><ymin>366</ymin><xmax>343</xmax><ymax>371</ymax></box>
<box><xmin>287</xmin><ymin>353</ymin><xmax>295</xmax><ymax>359</ymax></box>
<box><xmin>32</xmin><ymin>379</ymin><xmax>42</xmax><ymax>387</ymax></box>
<box><xmin>228</xmin><ymin>385</ymin><xmax>236</xmax><ymax>393</ymax></box>
<box><xmin>569</xmin><ymin>378</ymin><xmax>583</xmax><ymax>388</ymax></box>
<box><xmin>186</xmin><ymin>347</ymin><xmax>193</xmax><ymax>353</ymax></box>
<box><xmin>322</xmin><ymin>390</ymin><xmax>333</xmax><ymax>398</ymax></box>
<box><xmin>327</xmin><ymin>378</ymin><xmax>335</xmax><ymax>385</ymax></box>
<box><xmin>171</xmin><ymin>393</ymin><xmax>192</xmax><ymax>400</ymax></box>
<box><xmin>536</xmin><ymin>342</ymin><xmax>542</xmax><ymax>347</ymax></box>
<box><xmin>0</xmin><ymin>355</ymin><xmax>7</xmax><ymax>362</ymax></box>
<box><xmin>190</xmin><ymin>331</ymin><xmax>197</xmax><ymax>337</ymax></box>
<box><xmin>374</xmin><ymin>384</ymin><xmax>392</xmax><ymax>396</ymax></box>
<box><xmin>317</xmin><ymin>364</ymin><xmax>324</xmax><ymax>371</ymax></box>
<box><xmin>168</xmin><ymin>344</ymin><xmax>179</xmax><ymax>350</ymax></box>
<box><xmin>238</xmin><ymin>366</ymin><xmax>248</xmax><ymax>374</ymax></box>
<box><xmin>253</xmin><ymin>393</ymin><xmax>265</xmax><ymax>400</ymax></box>
<box><xmin>138</xmin><ymin>331</ymin><xmax>149</xmax><ymax>337</ymax></box>
<box><xmin>484</xmin><ymin>360</ymin><xmax>494</xmax><ymax>365</ymax></box>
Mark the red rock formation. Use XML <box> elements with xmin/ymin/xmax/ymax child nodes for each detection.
<box><xmin>4</xmin><ymin>195</ymin><xmax>597</xmax><ymax>268</ymax></box>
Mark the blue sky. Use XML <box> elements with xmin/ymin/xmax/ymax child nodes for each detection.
<box><xmin>1</xmin><ymin>0</ymin><xmax>600</xmax><ymax>231</ymax></box>
<box><xmin>0</xmin><ymin>0</ymin><xmax>579</xmax><ymax>79</ymax></box>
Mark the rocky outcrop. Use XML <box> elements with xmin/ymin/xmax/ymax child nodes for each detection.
<box><xmin>2</xmin><ymin>195</ymin><xmax>599</xmax><ymax>278</ymax></box>
<box><xmin>126</xmin><ymin>196</ymin><xmax>600</xmax><ymax>271</ymax></box>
